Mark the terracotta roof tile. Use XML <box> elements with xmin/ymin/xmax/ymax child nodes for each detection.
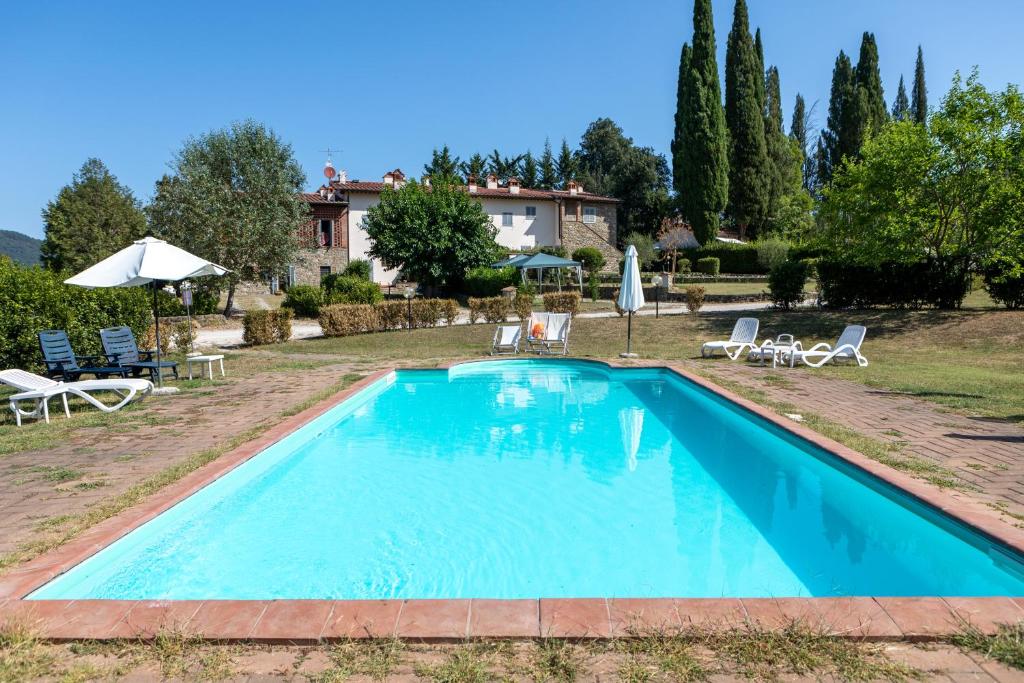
<box><xmin>305</xmin><ymin>181</ymin><xmax>620</xmax><ymax>203</ymax></box>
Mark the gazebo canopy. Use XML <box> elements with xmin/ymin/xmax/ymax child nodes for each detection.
<box><xmin>491</xmin><ymin>252</ymin><xmax>581</xmax><ymax>270</ymax></box>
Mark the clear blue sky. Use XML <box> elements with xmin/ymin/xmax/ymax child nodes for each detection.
<box><xmin>2</xmin><ymin>1</ymin><xmax>1021</xmax><ymax>238</ymax></box>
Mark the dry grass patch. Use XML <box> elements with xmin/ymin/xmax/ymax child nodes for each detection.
<box><xmin>317</xmin><ymin>637</ymin><xmax>405</xmax><ymax>681</ymax></box>
<box><xmin>952</xmin><ymin>621</ymin><xmax>1024</xmax><ymax>670</ymax></box>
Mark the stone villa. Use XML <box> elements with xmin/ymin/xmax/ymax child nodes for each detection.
<box><xmin>288</xmin><ymin>166</ymin><xmax>621</xmax><ymax>286</ymax></box>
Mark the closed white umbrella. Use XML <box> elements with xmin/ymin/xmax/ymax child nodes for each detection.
<box><xmin>617</xmin><ymin>244</ymin><xmax>645</xmax><ymax>358</ymax></box>
<box><xmin>65</xmin><ymin>237</ymin><xmax>229</xmax><ymax>390</ymax></box>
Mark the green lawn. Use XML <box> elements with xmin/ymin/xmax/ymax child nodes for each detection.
<box><xmin>271</xmin><ymin>307</ymin><xmax>1024</xmax><ymax>425</ymax></box>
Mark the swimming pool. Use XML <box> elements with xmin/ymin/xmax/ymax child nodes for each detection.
<box><xmin>30</xmin><ymin>360</ymin><xmax>1024</xmax><ymax>600</ymax></box>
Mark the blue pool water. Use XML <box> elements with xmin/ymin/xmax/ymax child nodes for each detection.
<box><xmin>31</xmin><ymin>360</ymin><xmax>1024</xmax><ymax>600</ymax></box>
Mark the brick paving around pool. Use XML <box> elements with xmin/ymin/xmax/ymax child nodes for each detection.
<box><xmin>1</xmin><ymin>356</ymin><xmax>1024</xmax><ymax>645</ymax></box>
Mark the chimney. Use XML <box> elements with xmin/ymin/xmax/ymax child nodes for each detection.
<box><xmin>319</xmin><ymin>187</ymin><xmax>328</xmax><ymax>198</ymax></box>
<box><xmin>392</xmin><ymin>168</ymin><xmax>406</xmax><ymax>189</ymax></box>
<box><xmin>568</xmin><ymin>180</ymin><xmax>579</xmax><ymax>196</ymax></box>
<box><xmin>422</xmin><ymin>175</ymin><xmax>431</xmax><ymax>188</ymax></box>
<box><xmin>468</xmin><ymin>175</ymin><xmax>478</xmax><ymax>193</ymax></box>
<box><xmin>508</xmin><ymin>177</ymin><xmax>520</xmax><ymax>195</ymax></box>
<box><xmin>338</xmin><ymin>169</ymin><xmax>348</xmax><ymax>183</ymax></box>
<box><xmin>383</xmin><ymin>171</ymin><xmax>394</xmax><ymax>187</ymax></box>
<box><xmin>485</xmin><ymin>174</ymin><xmax>498</xmax><ymax>190</ymax></box>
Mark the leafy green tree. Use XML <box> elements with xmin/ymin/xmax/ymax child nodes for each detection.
<box><xmin>912</xmin><ymin>45</ymin><xmax>928</xmax><ymax>125</ymax></box>
<box><xmin>820</xmin><ymin>71</ymin><xmax>1024</xmax><ymax>297</ymax></box>
<box><xmin>486</xmin><ymin>150</ymin><xmax>524</xmax><ymax>184</ymax></box>
<box><xmin>892</xmin><ymin>76</ymin><xmax>910</xmax><ymax>120</ymax></box>
<box><xmin>458</xmin><ymin>153</ymin><xmax>487</xmax><ymax>184</ymax></box>
<box><xmin>538</xmin><ymin>139</ymin><xmax>558</xmax><ymax>189</ymax></box>
<box><xmin>577</xmin><ymin>118</ymin><xmax>671</xmax><ymax>237</ymax></box>
<box><xmin>556</xmin><ymin>139</ymin><xmax>578</xmax><ymax>187</ymax></box>
<box><xmin>148</xmin><ymin>120</ymin><xmax>307</xmax><ymax>314</ymax></box>
<box><xmin>855</xmin><ymin>32</ymin><xmax>888</xmax><ymax>136</ymax></box>
<box><xmin>363</xmin><ymin>178</ymin><xmax>501</xmax><ymax>289</ymax></box>
<box><xmin>520</xmin><ymin>151</ymin><xmax>539</xmax><ymax>188</ymax></box>
<box><xmin>725</xmin><ymin>0</ymin><xmax>770</xmax><ymax>239</ymax></box>
<box><xmin>41</xmin><ymin>159</ymin><xmax>146</xmax><ymax>273</ymax></box>
<box><xmin>675</xmin><ymin>0</ymin><xmax>729</xmax><ymax>245</ymax></box>
<box><xmin>623</xmin><ymin>231</ymin><xmax>658</xmax><ymax>270</ymax></box>
<box><xmin>571</xmin><ymin>246</ymin><xmax>606</xmax><ymax>275</ymax></box>
<box><xmin>423</xmin><ymin>145</ymin><xmax>461</xmax><ymax>180</ymax></box>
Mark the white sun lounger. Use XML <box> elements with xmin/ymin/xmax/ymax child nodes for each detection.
<box><xmin>0</xmin><ymin>369</ymin><xmax>153</xmax><ymax>426</ymax></box>
<box><xmin>526</xmin><ymin>312</ymin><xmax>571</xmax><ymax>355</ymax></box>
<box><xmin>491</xmin><ymin>325</ymin><xmax>522</xmax><ymax>355</ymax></box>
<box><xmin>701</xmin><ymin>317</ymin><xmax>760</xmax><ymax>360</ymax></box>
<box><xmin>787</xmin><ymin>325</ymin><xmax>869</xmax><ymax>368</ymax></box>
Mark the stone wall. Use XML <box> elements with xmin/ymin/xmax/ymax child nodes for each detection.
<box><xmin>291</xmin><ymin>247</ymin><xmax>349</xmax><ymax>287</ymax></box>
<box><xmin>559</xmin><ymin>200</ymin><xmax>621</xmax><ymax>271</ymax></box>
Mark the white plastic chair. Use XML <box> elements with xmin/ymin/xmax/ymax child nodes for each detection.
<box><xmin>701</xmin><ymin>317</ymin><xmax>760</xmax><ymax>360</ymax></box>
<box><xmin>787</xmin><ymin>325</ymin><xmax>869</xmax><ymax>368</ymax></box>
<box><xmin>0</xmin><ymin>369</ymin><xmax>153</xmax><ymax>426</ymax></box>
<box><xmin>491</xmin><ymin>325</ymin><xmax>522</xmax><ymax>355</ymax></box>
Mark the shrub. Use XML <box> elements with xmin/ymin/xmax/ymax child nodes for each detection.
<box><xmin>468</xmin><ymin>296</ymin><xmax>510</xmax><ymax>323</ymax></box>
<box><xmin>513</xmin><ymin>291</ymin><xmax>533</xmax><ymax>321</ymax></box>
<box><xmin>319</xmin><ymin>304</ymin><xmax>378</xmax><ymax>337</ymax></box>
<box><xmin>342</xmin><ymin>258</ymin><xmax>372</xmax><ymax>281</ymax></box>
<box><xmin>281</xmin><ymin>284</ymin><xmax>324</xmax><ymax>317</ymax></box>
<box><xmin>685</xmin><ymin>286</ymin><xmax>706</xmax><ymax>315</ymax></box>
<box><xmin>572</xmin><ymin>247</ymin><xmax>606</xmax><ymax>274</ymax></box>
<box><xmin>463</xmin><ymin>266</ymin><xmax>517</xmax><ymax>297</ymax></box>
<box><xmin>140</xmin><ymin>324</ymin><xmax>172</xmax><ymax>354</ymax></box>
<box><xmin>816</xmin><ymin>259</ymin><xmax>970</xmax><ymax>309</ymax></box>
<box><xmin>0</xmin><ymin>258</ymin><xmax>154</xmax><ymax>371</ymax></box>
<box><xmin>323</xmin><ymin>275</ymin><xmax>383</xmax><ymax>305</ymax></box>
<box><xmin>983</xmin><ymin>255</ymin><xmax>1024</xmax><ymax>309</ymax></box>
<box><xmin>612</xmin><ymin>289</ymin><xmax>625</xmax><ymax>316</ymax></box>
<box><xmin>695</xmin><ymin>257</ymin><xmax>720</xmax><ymax>276</ymax></box>
<box><xmin>242</xmin><ymin>310</ymin><xmax>291</xmax><ymax>345</ymax></box>
<box><xmin>171</xmin><ymin>320</ymin><xmax>200</xmax><ymax>351</ymax></box>
<box><xmin>677</xmin><ymin>258</ymin><xmax>692</xmax><ymax>274</ymax></box>
<box><xmin>755</xmin><ymin>238</ymin><xmax>791</xmax><ymax>271</ymax></box>
<box><xmin>376</xmin><ymin>301</ymin><xmax>408</xmax><ymax>330</ymax></box>
<box><xmin>543</xmin><ymin>291</ymin><xmax>581</xmax><ymax>316</ymax></box>
<box><xmin>587</xmin><ymin>271</ymin><xmax>600</xmax><ymax>302</ymax></box>
<box><xmin>537</xmin><ymin>245</ymin><xmax>568</xmax><ymax>259</ymax></box>
<box><xmin>767</xmin><ymin>261</ymin><xmax>808</xmax><ymax>310</ymax></box>
<box><xmin>623</xmin><ymin>232</ymin><xmax>658</xmax><ymax>269</ymax></box>
<box><xmin>439</xmin><ymin>299</ymin><xmax>459</xmax><ymax>326</ymax></box>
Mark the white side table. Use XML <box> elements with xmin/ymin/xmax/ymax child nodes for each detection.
<box><xmin>186</xmin><ymin>354</ymin><xmax>226</xmax><ymax>381</ymax></box>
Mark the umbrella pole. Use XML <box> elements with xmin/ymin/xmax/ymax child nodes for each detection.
<box><xmin>627</xmin><ymin>310</ymin><xmax>633</xmax><ymax>355</ymax></box>
<box><xmin>152</xmin><ymin>282</ymin><xmax>163</xmax><ymax>389</ymax></box>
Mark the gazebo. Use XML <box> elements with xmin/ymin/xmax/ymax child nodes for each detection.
<box><xmin>492</xmin><ymin>252</ymin><xmax>583</xmax><ymax>293</ymax></box>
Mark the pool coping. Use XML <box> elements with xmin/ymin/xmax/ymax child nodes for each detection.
<box><xmin>1</xmin><ymin>358</ymin><xmax>1022</xmax><ymax>643</ymax></box>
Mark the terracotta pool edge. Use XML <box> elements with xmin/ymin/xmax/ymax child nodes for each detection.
<box><xmin>1</xmin><ymin>358</ymin><xmax>1022</xmax><ymax>643</ymax></box>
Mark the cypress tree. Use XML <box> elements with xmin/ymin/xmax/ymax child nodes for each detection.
<box><xmin>539</xmin><ymin>138</ymin><xmax>558</xmax><ymax>189</ymax></box>
<box><xmin>855</xmin><ymin>32</ymin><xmax>887</xmax><ymax>135</ymax></box>
<box><xmin>763</xmin><ymin>65</ymin><xmax>796</xmax><ymax>230</ymax></box>
<box><xmin>670</xmin><ymin>43</ymin><xmax>693</xmax><ymax>199</ymax></box>
<box><xmin>819</xmin><ymin>50</ymin><xmax>859</xmax><ymax>185</ymax></box>
<box><xmin>790</xmin><ymin>94</ymin><xmax>807</xmax><ymax>150</ymax></box>
<box><xmin>911</xmin><ymin>45</ymin><xmax>928</xmax><ymax>124</ymax></box>
<box><xmin>556</xmin><ymin>139</ymin><xmax>578</xmax><ymax>187</ymax></box>
<box><xmin>724</xmin><ymin>0</ymin><xmax>769</xmax><ymax>238</ymax></box>
<box><xmin>892</xmin><ymin>75</ymin><xmax>910</xmax><ymax>120</ymax></box>
<box><xmin>520</xmin><ymin>150</ymin><xmax>539</xmax><ymax>188</ymax></box>
<box><xmin>677</xmin><ymin>0</ymin><xmax>729</xmax><ymax>245</ymax></box>
<box><xmin>753</xmin><ymin>27</ymin><xmax>766</xmax><ymax>108</ymax></box>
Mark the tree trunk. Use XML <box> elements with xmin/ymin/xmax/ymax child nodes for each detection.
<box><xmin>223</xmin><ymin>282</ymin><xmax>236</xmax><ymax>317</ymax></box>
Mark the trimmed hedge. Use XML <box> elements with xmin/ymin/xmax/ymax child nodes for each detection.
<box><xmin>695</xmin><ymin>257</ymin><xmax>720</xmax><ymax>276</ymax></box>
<box><xmin>320</xmin><ymin>299</ymin><xmax>459</xmax><ymax>337</ymax></box>
<box><xmin>0</xmin><ymin>258</ymin><xmax>152</xmax><ymax>371</ymax></box>
<box><xmin>817</xmin><ymin>259</ymin><xmax>970</xmax><ymax>309</ymax></box>
<box><xmin>242</xmin><ymin>309</ymin><xmax>293</xmax><ymax>345</ymax></box>
<box><xmin>513</xmin><ymin>291</ymin><xmax>533</xmax><ymax>321</ymax></box>
<box><xmin>464</xmin><ymin>266</ymin><xmax>517</xmax><ymax>297</ymax></box>
<box><xmin>542</xmin><ymin>291</ymin><xmax>581</xmax><ymax>315</ymax></box>
<box><xmin>767</xmin><ymin>261</ymin><xmax>808</xmax><ymax>310</ymax></box>
<box><xmin>468</xmin><ymin>296</ymin><xmax>510</xmax><ymax>323</ymax></box>
<box><xmin>322</xmin><ymin>275</ymin><xmax>383</xmax><ymax>305</ymax></box>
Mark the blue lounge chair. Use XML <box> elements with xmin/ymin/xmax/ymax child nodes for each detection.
<box><xmin>38</xmin><ymin>330</ymin><xmax>129</xmax><ymax>382</ymax></box>
<box><xmin>99</xmin><ymin>326</ymin><xmax>179</xmax><ymax>382</ymax></box>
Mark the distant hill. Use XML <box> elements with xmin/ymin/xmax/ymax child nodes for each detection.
<box><xmin>0</xmin><ymin>230</ymin><xmax>42</xmax><ymax>265</ymax></box>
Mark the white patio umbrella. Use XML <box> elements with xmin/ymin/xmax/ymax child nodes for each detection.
<box><xmin>617</xmin><ymin>244</ymin><xmax>646</xmax><ymax>358</ymax></box>
<box><xmin>65</xmin><ymin>237</ymin><xmax>229</xmax><ymax>390</ymax></box>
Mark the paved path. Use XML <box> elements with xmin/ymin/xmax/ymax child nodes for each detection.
<box><xmin>703</xmin><ymin>361</ymin><xmax>1024</xmax><ymax>519</ymax></box>
<box><xmin>195</xmin><ymin>300</ymin><xmax>774</xmax><ymax>349</ymax></box>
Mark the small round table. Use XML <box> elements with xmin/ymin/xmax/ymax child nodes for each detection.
<box><xmin>186</xmin><ymin>354</ymin><xmax>226</xmax><ymax>381</ymax></box>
